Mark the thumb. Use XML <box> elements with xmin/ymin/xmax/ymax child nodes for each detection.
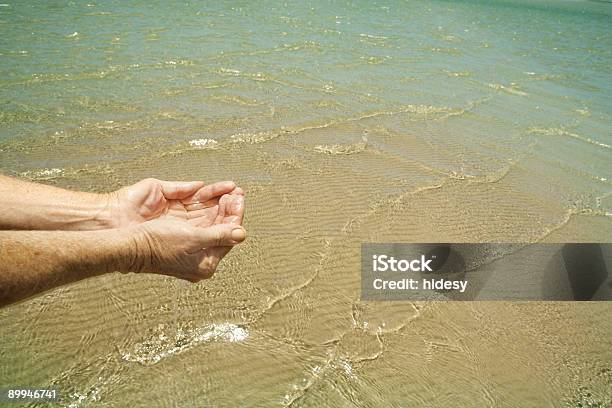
<box><xmin>159</xmin><ymin>180</ymin><xmax>205</xmax><ymax>199</ymax></box>
<box><xmin>195</xmin><ymin>224</ymin><xmax>247</xmax><ymax>247</ymax></box>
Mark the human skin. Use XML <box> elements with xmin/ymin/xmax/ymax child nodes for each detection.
<box><xmin>0</xmin><ymin>175</ymin><xmax>247</xmax><ymax>307</ymax></box>
<box><xmin>0</xmin><ymin>175</ymin><xmax>243</xmax><ymax>231</ymax></box>
<box><xmin>0</xmin><ymin>220</ymin><xmax>246</xmax><ymax>307</ymax></box>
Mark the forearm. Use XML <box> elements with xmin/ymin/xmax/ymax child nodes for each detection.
<box><xmin>0</xmin><ymin>229</ymin><xmax>130</xmax><ymax>307</ymax></box>
<box><xmin>0</xmin><ymin>175</ymin><xmax>113</xmax><ymax>230</ymax></box>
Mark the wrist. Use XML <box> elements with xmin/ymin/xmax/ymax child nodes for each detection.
<box><xmin>40</xmin><ymin>190</ymin><xmax>117</xmax><ymax>231</ymax></box>
<box><xmin>97</xmin><ymin>191</ymin><xmax>121</xmax><ymax>229</ymax></box>
<box><xmin>111</xmin><ymin>224</ymin><xmax>152</xmax><ymax>274</ymax></box>
<box><xmin>56</xmin><ymin>228</ymin><xmax>135</xmax><ymax>277</ymax></box>
<box><xmin>91</xmin><ymin>227</ymin><xmax>135</xmax><ymax>274</ymax></box>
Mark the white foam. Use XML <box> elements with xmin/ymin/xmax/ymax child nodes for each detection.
<box><xmin>189</xmin><ymin>138</ymin><xmax>218</xmax><ymax>148</ymax></box>
<box><xmin>21</xmin><ymin>168</ymin><xmax>64</xmax><ymax>179</ymax></box>
<box><xmin>122</xmin><ymin>323</ymin><xmax>248</xmax><ymax>365</ymax></box>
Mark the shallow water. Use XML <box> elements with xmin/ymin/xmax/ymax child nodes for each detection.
<box><xmin>1</xmin><ymin>0</ymin><xmax>611</xmax><ymax>406</ymax></box>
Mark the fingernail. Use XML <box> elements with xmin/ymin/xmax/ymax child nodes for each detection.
<box><xmin>231</xmin><ymin>227</ymin><xmax>246</xmax><ymax>242</ymax></box>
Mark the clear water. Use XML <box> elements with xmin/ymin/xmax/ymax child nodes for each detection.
<box><xmin>1</xmin><ymin>1</ymin><xmax>610</xmax><ymax>174</ymax></box>
<box><xmin>1</xmin><ymin>1</ymin><xmax>611</xmax><ymax>406</ymax></box>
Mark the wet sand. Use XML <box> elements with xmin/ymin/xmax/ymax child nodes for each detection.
<box><xmin>1</xmin><ymin>115</ymin><xmax>611</xmax><ymax>406</ymax></box>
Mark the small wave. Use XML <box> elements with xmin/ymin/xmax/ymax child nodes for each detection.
<box><xmin>188</xmin><ymin>138</ymin><xmax>218</xmax><ymax>149</ymax></box>
<box><xmin>523</xmin><ymin>71</ymin><xmax>566</xmax><ymax>81</ymax></box>
<box><xmin>442</xmin><ymin>34</ymin><xmax>461</xmax><ymax>43</ymax></box>
<box><xmin>359</xmin><ymin>33</ymin><xmax>388</xmax><ymax>40</ymax></box>
<box><xmin>122</xmin><ymin>323</ymin><xmax>248</xmax><ymax>366</ymax></box>
<box><xmin>313</xmin><ymin>134</ymin><xmax>368</xmax><ymax>155</ymax></box>
<box><xmin>20</xmin><ymin>167</ymin><xmax>64</xmax><ymax>180</ymax></box>
<box><xmin>488</xmin><ymin>83</ymin><xmax>528</xmax><ymax>96</ymax></box>
<box><xmin>360</xmin><ymin>55</ymin><xmax>391</xmax><ymax>65</ymax></box>
<box><xmin>423</xmin><ymin>46</ymin><xmax>461</xmax><ymax>55</ymax></box>
<box><xmin>528</xmin><ymin>126</ymin><xmax>611</xmax><ymax>150</ymax></box>
<box><xmin>153</xmin><ymin>103</ymin><xmax>469</xmax><ymax>160</ymax></box>
<box><xmin>215</xmin><ymin>67</ymin><xmax>273</xmax><ymax>82</ymax></box>
<box><xmin>274</xmin><ymin>40</ymin><xmax>323</xmax><ymax>52</ymax></box>
<box><xmin>162</xmin><ymin>59</ymin><xmax>194</xmax><ymax>67</ymax></box>
<box><xmin>209</xmin><ymin>94</ymin><xmax>262</xmax><ymax>106</ymax></box>
<box><xmin>443</xmin><ymin>69</ymin><xmax>471</xmax><ymax>77</ymax></box>
<box><xmin>230</xmin><ymin>131</ymin><xmax>278</xmax><ymax>144</ymax></box>
<box><xmin>67</xmin><ymin>388</ymin><xmax>100</xmax><ymax>408</ymax></box>
<box><xmin>575</xmin><ymin>109</ymin><xmax>590</xmax><ymax>117</ymax></box>
<box><xmin>358</xmin><ymin>33</ymin><xmax>390</xmax><ymax>47</ymax></box>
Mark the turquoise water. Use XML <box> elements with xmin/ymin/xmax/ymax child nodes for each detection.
<box><xmin>1</xmin><ymin>1</ymin><xmax>610</xmax><ymax>169</ymax></box>
<box><xmin>2</xmin><ymin>1</ymin><xmax>610</xmax><ymax>214</ymax></box>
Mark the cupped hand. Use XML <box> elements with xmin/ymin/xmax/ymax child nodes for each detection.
<box><xmin>113</xmin><ymin>178</ymin><xmax>247</xmax><ymax>282</ymax></box>
<box><xmin>125</xmin><ymin>218</ymin><xmax>247</xmax><ymax>282</ymax></box>
<box><xmin>108</xmin><ymin>178</ymin><xmax>244</xmax><ymax>228</ymax></box>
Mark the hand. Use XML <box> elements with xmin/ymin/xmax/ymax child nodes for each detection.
<box><xmin>125</xmin><ymin>219</ymin><xmax>247</xmax><ymax>282</ymax></box>
<box><xmin>107</xmin><ymin>178</ymin><xmax>243</xmax><ymax>228</ymax></box>
<box><xmin>110</xmin><ymin>178</ymin><xmax>247</xmax><ymax>282</ymax></box>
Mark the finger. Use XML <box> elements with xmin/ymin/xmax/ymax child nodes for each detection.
<box><xmin>159</xmin><ymin>180</ymin><xmax>205</xmax><ymax>199</ymax></box>
<box><xmin>190</xmin><ymin>187</ymin><xmax>244</xmax><ymax>211</ymax></box>
<box><xmin>195</xmin><ymin>224</ymin><xmax>246</xmax><ymax>248</ymax></box>
<box><xmin>228</xmin><ymin>190</ymin><xmax>246</xmax><ymax>224</ymax></box>
<box><xmin>231</xmin><ymin>186</ymin><xmax>245</xmax><ymax>196</ymax></box>
<box><xmin>213</xmin><ymin>194</ymin><xmax>228</xmax><ymax>225</ymax></box>
<box><xmin>216</xmin><ymin>194</ymin><xmax>244</xmax><ymax>225</ymax></box>
<box><xmin>184</xmin><ymin>181</ymin><xmax>236</xmax><ymax>205</ymax></box>
<box><xmin>228</xmin><ymin>194</ymin><xmax>245</xmax><ymax>220</ymax></box>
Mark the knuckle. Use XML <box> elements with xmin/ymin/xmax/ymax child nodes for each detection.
<box><xmin>213</xmin><ymin>230</ymin><xmax>225</xmax><ymax>247</ymax></box>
